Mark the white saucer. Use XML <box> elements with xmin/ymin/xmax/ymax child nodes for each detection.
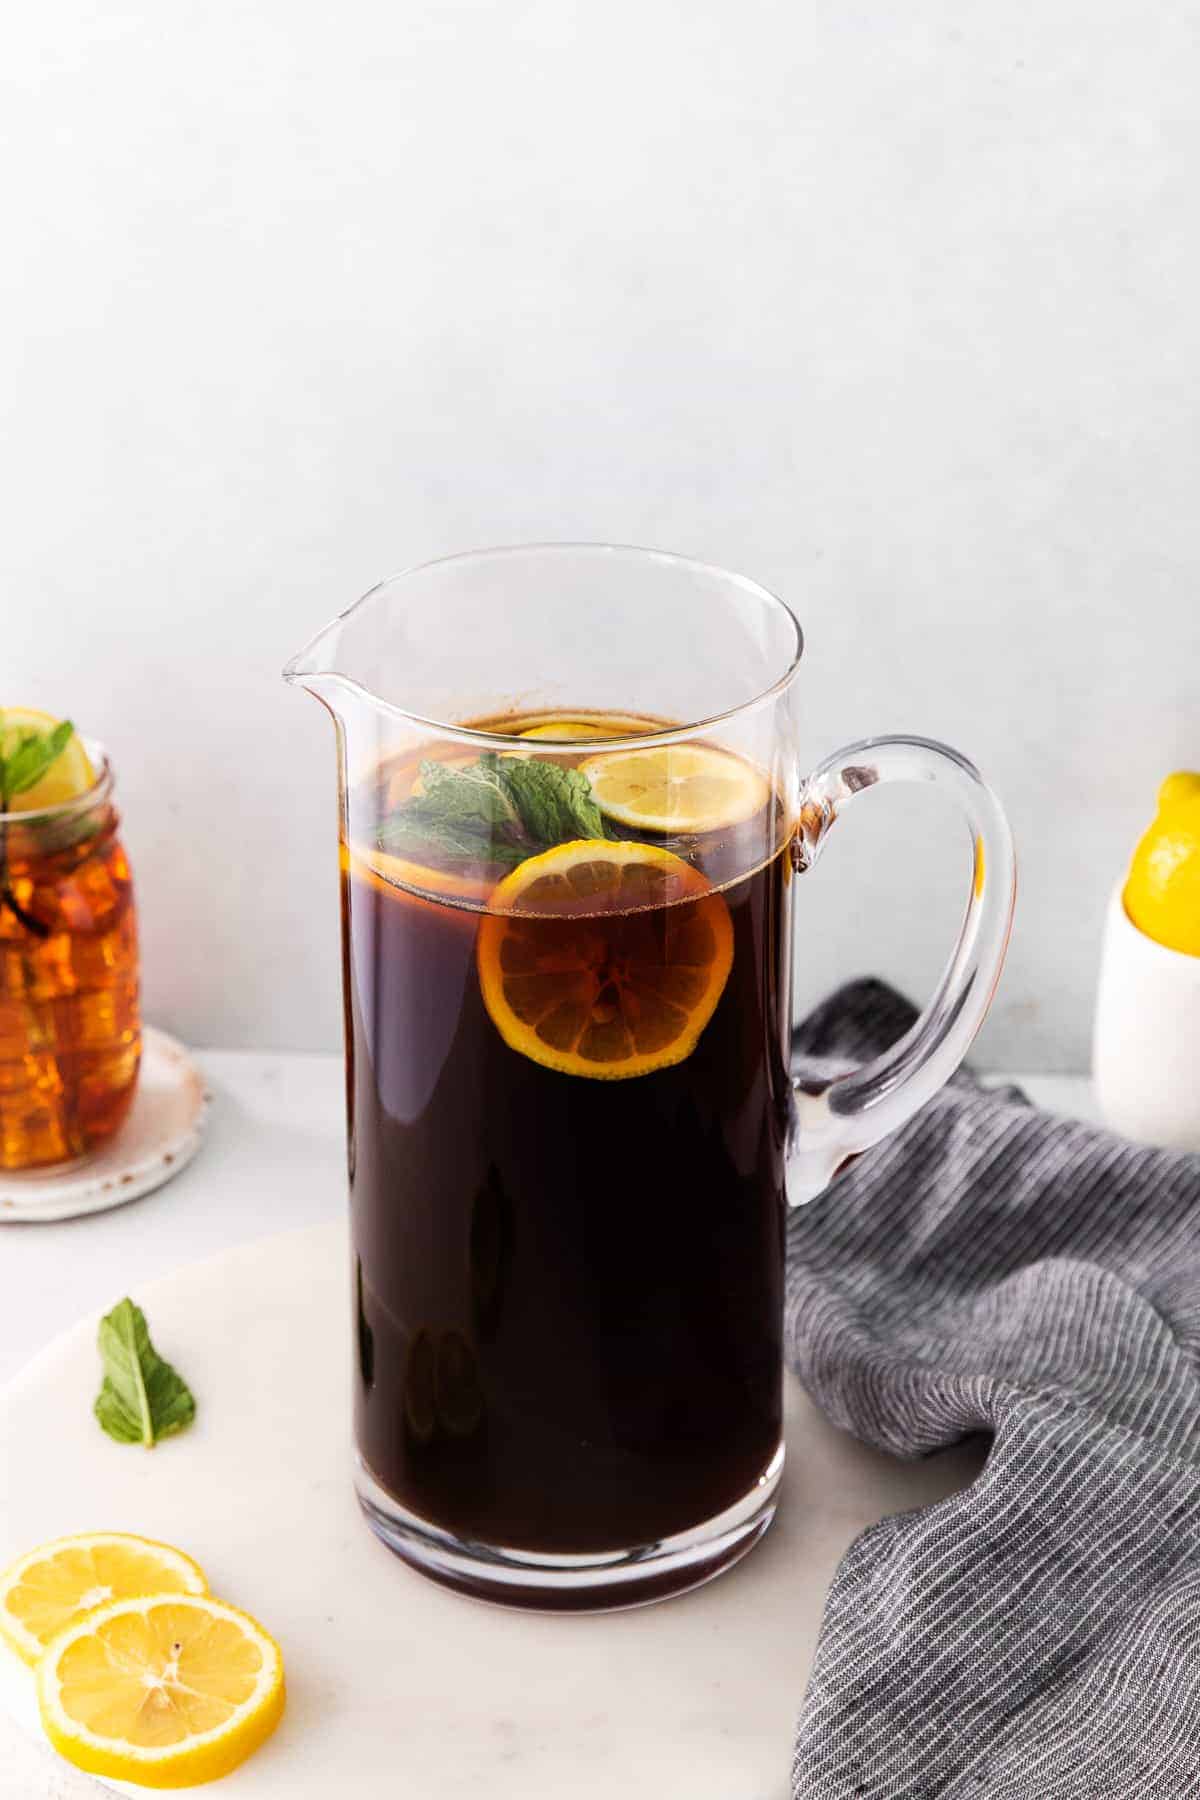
<box><xmin>0</xmin><ymin>1027</ymin><xmax>209</xmax><ymax>1223</ymax></box>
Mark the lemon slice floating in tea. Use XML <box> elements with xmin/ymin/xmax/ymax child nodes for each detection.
<box><xmin>517</xmin><ymin>716</ymin><xmax>640</xmax><ymax>742</ymax></box>
<box><xmin>476</xmin><ymin>839</ymin><xmax>733</xmax><ymax>1079</ymax></box>
<box><xmin>348</xmin><ymin>843</ymin><xmax>496</xmax><ymax>907</ymax></box>
<box><xmin>519</xmin><ymin>719</ymin><xmax>610</xmax><ymax>741</ymax></box>
<box><xmin>37</xmin><ymin>1592</ymin><xmax>285</xmax><ymax>1788</ymax></box>
<box><xmin>0</xmin><ymin>1533</ymin><xmax>208</xmax><ymax>1669</ymax></box>
<box><xmin>0</xmin><ymin>707</ymin><xmax>94</xmax><ymax>811</ymax></box>
<box><xmin>579</xmin><ymin>744</ymin><xmax>768</xmax><ymax>834</ymax></box>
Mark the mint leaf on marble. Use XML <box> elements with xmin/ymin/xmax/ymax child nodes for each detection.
<box><xmin>94</xmin><ymin>1299</ymin><xmax>196</xmax><ymax>1448</ymax></box>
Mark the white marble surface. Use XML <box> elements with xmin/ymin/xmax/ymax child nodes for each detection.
<box><xmin>0</xmin><ymin>1053</ymin><xmax>345</xmax><ymax>1392</ymax></box>
<box><xmin>0</xmin><ymin>1055</ymin><xmax>1096</xmax><ymax>1797</ymax></box>
<box><xmin>0</xmin><ymin>1225</ymin><xmax>990</xmax><ymax>1800</ymax></box>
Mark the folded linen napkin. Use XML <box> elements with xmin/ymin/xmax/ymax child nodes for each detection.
<box><xmin>787</xmin><ymin>980</ymin><xmax>1200</xmax><ymax>1799</ymax></box>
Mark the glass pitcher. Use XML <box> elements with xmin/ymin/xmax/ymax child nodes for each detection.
<box><xmin>285</xmin><ymin>544</ymin><xmax>1015</xmax><ymax>1609</ymax></box>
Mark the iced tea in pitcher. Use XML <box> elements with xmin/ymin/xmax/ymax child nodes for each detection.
<box><xmin>344</xmin><ymin>711</ymin><xmax>792</xmax><ymax>1601</ymax></box>
<box><xmin>288</xmin><ymin>543</ymin><xmax>1016</xmax><ymax>1610</ymax></box>
<box><xmin>0</xmin><ymin>712</ymin><xmax>141</xmax><ymax>1170</ymax></box>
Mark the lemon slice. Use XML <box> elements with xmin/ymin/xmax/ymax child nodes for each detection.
<box><xmin>38</xmin><ymin>1593</ymin><xmax>285</xmax><ymax>1788</ymax></box>
<box><xmin>579</xmin><ymin>744</ymin><xmax>769</xmax><ymax>833</ymax></box>
<box><xmin>1</xmin><ymin>707</ymin><xmax>95</xmax><ymax>811</ymax></box>
<box><xmin>0</xmin><ymin>1533</ymin><xmax>208</xmax><ymax>1669</ymax></box>
<box><xmin>518</xmin><ymin>720</ymin><xmax>615</xmax><ymax>741</ymax></box>
<box><xmin>343</xmin><ymin>842</ymin><xmax>494</xmax><ymax>906</ymax></box>
<box><xmin>477</xmin><ymin>839</ymin><xmax>733</xmax><ymax>1078</ymax></box>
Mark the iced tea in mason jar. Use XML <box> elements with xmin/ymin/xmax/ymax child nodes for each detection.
<box><xmin>0</xmin><ymin>712</ymin><xmax>141</xmax><ymax>1170</ymax></box>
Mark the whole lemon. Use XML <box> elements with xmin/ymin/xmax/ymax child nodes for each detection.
<box><xmin>1124</xmin><ymin>772</ymin><xmax>1200</xmax><ymax>956</ymax></box>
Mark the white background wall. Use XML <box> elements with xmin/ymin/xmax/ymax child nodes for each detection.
<box><xmin>5</xmin><ymin>1</ymin><xmax>1198</xmax><ymax>1070</ymax></box>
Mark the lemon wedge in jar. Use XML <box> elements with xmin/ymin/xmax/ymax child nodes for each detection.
<box><xmin>0</xmin><ymin>708</ymin><xmax>94</xmax><ymax>811</ymax></box>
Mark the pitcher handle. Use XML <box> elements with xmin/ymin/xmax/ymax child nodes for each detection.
<box><xmin>787</xmin><ymin>734</ymin><xmax>1016</xmax><ymax>1204</ymax></box>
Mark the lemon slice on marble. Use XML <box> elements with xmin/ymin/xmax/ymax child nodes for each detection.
<box><xmin>38</xmin><ymin>1592</ymin><xmax>285</xmax><ymax>1787</ymax></box>
<box><xmin>0</xmin><ymin>1533</ymin><xmax>207</xmax><ymax>1668</ymax></box>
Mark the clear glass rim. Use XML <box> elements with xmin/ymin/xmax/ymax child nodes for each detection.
<box><xmin>0</xmin><ymin>739</ymin><xmax>112</xmax><ymax>825</ymax></box>
<box><xmin>283</xmin><ymin>542</ymin><xmax>805</xmax><ymax>751</ymax></box>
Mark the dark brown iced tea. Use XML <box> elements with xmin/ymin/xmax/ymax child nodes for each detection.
<box><xmin>343</xmin><ymin>716</ymin><xmax>791</xmax><ymax>1558</ymax></box>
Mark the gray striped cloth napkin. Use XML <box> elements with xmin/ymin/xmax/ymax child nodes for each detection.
<box><xmin>786</xmin><ymin>980</ymin><xmax>1200</xmax><ymax>1799</ymax></box>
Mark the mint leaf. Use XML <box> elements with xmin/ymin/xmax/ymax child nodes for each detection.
<box><xmin>497</xmin><ymin>757</ymin><xmax>613</xmax><ymax>844</ymax></box>
<box><xmin>376</xmin><ymin>812</ymin><xmax>526</xmax><ymax>867</ymax></box>
<box><xmin>414</xmin><ymin>757</ymin><xmax>520</xmax><ymax>832</ymax></box>
<box><xmin>0</xmin><ymin>718</ymin><xmax>76</xmax><ymax>807</ymax></box>
<box><xmin>376</xmin><ymin>751</ymin><xmax>613</xmax><ymax>869</ymax></box>
<box><xmin>94</xmin><ymin>1299</ymin><xmax>196</xmax><ymax>1448</ymax></box>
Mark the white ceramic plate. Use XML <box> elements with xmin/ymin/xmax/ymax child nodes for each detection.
<box><xmin>0</xmin><ymin>1028</ymin><xmax>209</xmax><ymax>1223</ymax></box>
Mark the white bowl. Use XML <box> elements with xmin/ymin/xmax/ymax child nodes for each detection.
<box><xmin>1093</xmin><ymin>881</ymin><xmax>1200</xmax><ymax>1151</ymax></box>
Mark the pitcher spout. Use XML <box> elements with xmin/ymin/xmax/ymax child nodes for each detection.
<box><xmin>282</xmin><ymin>570</ymin><xmax>407</xmax><ymax>725</ymax></box>
<box><xmin>282</xmin><ymin>614</ymin><xmax>359</xmax><ymax>716</ymax></box>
